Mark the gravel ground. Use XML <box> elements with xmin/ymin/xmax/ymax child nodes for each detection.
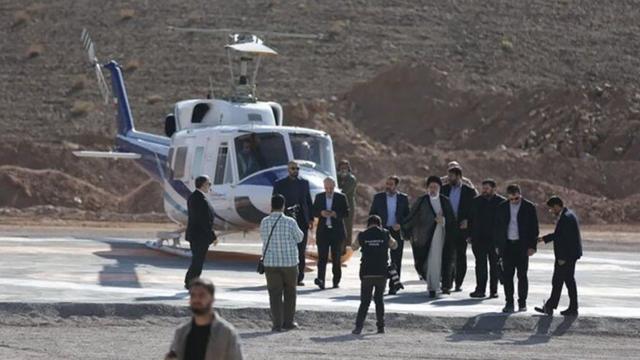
<box><xmin>1</xmin><ymin>307</ymin><xmax>639</xmax><ymax>359</ymax></box>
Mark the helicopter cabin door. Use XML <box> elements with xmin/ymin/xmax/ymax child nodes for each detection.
<box><xmin>208</xmin><ymin>136</ymin><xmax>237</xmax><ymax>223</ymax></box>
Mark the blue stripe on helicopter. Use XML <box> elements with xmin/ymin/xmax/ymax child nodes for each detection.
<box><xmin>238</xmin><ymin>168</ymin><xmax>289</xmax><ymax>186</ymax></box>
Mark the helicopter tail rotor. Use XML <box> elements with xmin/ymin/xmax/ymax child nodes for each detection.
<box><xmin>81</xmin><ymin>28</ymin><xmax>111</xmax><ymax>105</ymax></box>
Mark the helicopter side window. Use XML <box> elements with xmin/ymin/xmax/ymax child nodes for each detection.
<box><xmin>235</xmin><ymin>133</ymin><xmax>288</xmax><ymax>180</ymax></box>
<box><xmin>173</xmin><ymin>146</ymin><xmax>188</xmax><ymax>180</ymax></box>
<box><xmin>191</xmin><ymin>146</ymin><xmax>205</xmax><ymax>179</ymax></box>
<box><xmin>213</xmin><ymin>143</ymin><xmax>234</xmax><ymax>185</ymax></box>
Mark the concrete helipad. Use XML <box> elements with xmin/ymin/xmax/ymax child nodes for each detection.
<box><xmin>1</xmin><ymin>233</ymin><xmax>640</xmax><ymax>318</ymax></box>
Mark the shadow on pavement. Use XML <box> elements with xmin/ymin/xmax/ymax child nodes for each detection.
<box><xmin>134</xmin><ymin>292</ymin><xmax>189</xmax><ymax>302</ymax></box>
<box><xmin>500</xmin><ymin>315</ymin><xmax>577</xmax><ymax>346</ymax></box>
<box><xmin>447</xmin><ymin>312</ymin><xmax>511</xmax><ymax>342</ymax></box>
<box><xmin>310</xmin><ymin>334</ymin><xmax>371</xmax><ymax>343</ymax></box>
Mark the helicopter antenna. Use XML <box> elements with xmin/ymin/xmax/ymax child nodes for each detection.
<box><xmin>167</xmin><ymin>26</ymin><xmax>324</xmax><ymax>40</ymax></box>
<box><xmin>81</xmin><ymin>28</ymin><xmax>111</xmax><ymax>105</ymax></box>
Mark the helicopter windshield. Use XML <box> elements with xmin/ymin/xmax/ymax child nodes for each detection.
<box><xmin>235</xmin><ymin>133</ymin><xmax>288</xmax><ymax>179</ymax></box>
<box><xmin>290</xmin><ymin>133</ymin><xmax>336</xmax><ymax>177</ymax></box>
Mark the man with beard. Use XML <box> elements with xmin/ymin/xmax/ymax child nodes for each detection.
<box><xmin>166</xmin><ymin>278</ymin><xmax>243</xmax><ymax>360</ymax></box>
<box><xmin>402</xmin><ymin>176</ymin><xmax>457</xmax><ymax>298</ymax></box>
<box><xmin>469</xmin><ymin>179</ymin><xmax>505</xmax><ymax>298</ymax></box>
<box><xmin>494</xmin><ymin>184</ymin><xmax>539</xmax><ymax>313</ymax></box>
<box><xmin>535</xmin><ymin>196</ymin><xmax>583</xmax><ymax>316</ymax></box>
<box><xmin>273</xmin><ymin>161</ymin><xmax>314</xmax><ymax>286</ymax></box>
<box><xmin>337</xmin><ymin>159</ymin><xmax>357</xmax><ymax>247</ymax></box>
<box><xmin>369</xmin><ymin>175</ymin><xmax>410</xmax><ymax>294</ymax></box>
<box><xmin>441</xmin><ymin>163</ymin><xmax>477</xmax><ymax>292</ymax></box>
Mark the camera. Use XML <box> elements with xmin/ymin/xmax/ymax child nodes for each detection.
<box><xmin>285</xmin><ymin>204</ymin><xmax>300</xmax><ymax>218</ymax></box>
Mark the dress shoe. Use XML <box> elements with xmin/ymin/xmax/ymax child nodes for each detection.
<box><xmin>518</xmin><ymin>305</ymin><xmax>527</xmax><ymax>312</ymax></box>
<box><xmin>297</xmin><ymin>281</ymin><xmax>305</xmax><ymax>286</ymax></box>
<box><xmin>352</xmin><ymin>327</ymin><xmax>362</xmax><ymax>335</ymax></box>
<box><xmin>454</xmin><ymin>286</ymin><xmax>463</xmax><ymax>292</ymax></box>
<box><xmin>502</xmin><ymin>304</ymin><xmax>515</xmax><ymax>313</ymax></box>
<box><xmin>534</xmin><ymin>305</ymin><xmax>553</xmax><ymax>316</ymax></box>
<box><xmin>333</xmin><ymin>283</ymin><xmax>339</xmax><ymax>289</ymax></box>
<box><xmin>314</xmin><ymin>278</ymin><xmax>325</xmax><ymax>290</ymax></box>
<box><xmin>377</xmin><ymin>327</ymin><xmax>385</xmax><ymax>334</ymax></box>
<box><xmin>489</xmin><ymin>293</ymin><xmax>499</xmax><ymax>299</ymax></box>
<box><xmin>469</xmin><ymin>291</ymin><xmax>486</xmax><ymax>298</ymax></box>
<box><xmin>271</xmin><ymin>326</ymin><xmax>282</xmax><ymax>332</ymax></box>
<box><xmin>429</xmin><ymin>290</ymin><xmax>436</xmax><ymax>298</ymax></box>
<box><xmin>283</xmin><ymin>322</ymin><xmax>299</xmax><ymax>330</ymax></box>
<box><xmin>441</xmin><ymin>288</ymin><xmax>451</xmax><ymax>295</ymax></box>
<box><xmin>560</xmin><ymin>308</ymin><xmax>579</xmax><ymax>316</ymax></box>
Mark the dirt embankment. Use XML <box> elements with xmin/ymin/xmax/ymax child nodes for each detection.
<box><xmin>2</xmin><ymin>1</ymin><xmax>640</xmax><ymax>225</ymax></box>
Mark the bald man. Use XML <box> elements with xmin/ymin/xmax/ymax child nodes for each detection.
<box><xmin>313</xmin><ymin>177</ymin><xmax>350</xmax><ymax>289</ymax></box>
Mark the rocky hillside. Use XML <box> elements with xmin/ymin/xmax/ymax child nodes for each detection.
<box><xmin>1</xmin><ymin>0</ymin><xmax>640</xmax><ymax>224</ymax></box>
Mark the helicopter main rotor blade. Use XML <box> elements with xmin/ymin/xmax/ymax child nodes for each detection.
<box><xmin>167</xmin><ymin>26</ymin><xmax>324</xmax><ymax>40</ymax></box>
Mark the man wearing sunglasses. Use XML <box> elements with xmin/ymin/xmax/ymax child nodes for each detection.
<box><xmin>494</xmin><ymin>184</ymin><xmax>539</xmax><ymax>313</ymax></box>
<box><xmin>273</xmin><ymin>161</ymin><xmax>314</xmax><ymax>286</ymax></box>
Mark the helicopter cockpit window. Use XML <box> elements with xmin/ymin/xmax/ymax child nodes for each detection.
<box><xmin>290</xmin><ymin>133</ymin><xmax>336</xmax><ymax>176</ymax></box>
<box><xmin>235</xmin><ymin>133</ymin><xmax>288</xmax><ymax>180</ymax></box>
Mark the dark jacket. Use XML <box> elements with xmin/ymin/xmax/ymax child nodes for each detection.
<box><xmin>313</xmin><ymin>191</ymin><xmax>349</xmax><ymax>242</ymax></box>
<box><xmin>441</xmin><ymin>183</ymin><xmax>477</xmax><ymax>238</ymax></box>
<box><xmin>369</xmin><ymin>191</ymin><xmax>410</xmax><ymax>237</ymax></box>
<box><xmin>356</xmin><ymin>226</ymin><xmax>391</xmax><ymax>277</ymax></box>
<box><xmin>543</xmin><ymin>208</ymin><xmax>583</xmax><ymax>261</ymax></box>
<box><xmin>494</xmin><ymin>198</ymin><xmax>539</xmax><ymax>252</ymax></box>
<box><xmin>402</xmin><ymin>194</ymin><xmax>457</xmax><ymax>258</ymax></box>
<box><xmin>469</xmin><ymin>194</ymin><xmax>506</xmax><ymax>247</ymax></box>
<box><xmin>272</xmin><ymin>176</ymin><xmax>314</xmax><ymax>227</ymax></box>
<box><xmin>186</xmin><ymin>190</ymin><xmax>216</xmax><ymax>244</ymax></box>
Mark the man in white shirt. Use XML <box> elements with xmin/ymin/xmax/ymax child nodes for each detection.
<box><xmin>494</xmin><ymin>184</ymin><xmax>539</xmax><ymax>313</ymax></box>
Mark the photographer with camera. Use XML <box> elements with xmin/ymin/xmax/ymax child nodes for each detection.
<box><xmin>273</xmin><ymin>161</ymin><xmax>314</xmax><ymax>286</ymax></box>
<box><xmin>351</xmin><ymin>215</ymin><xmax>397</xmax><ymax>334</ymax></box>
<box><xmin>260</xmin><ymin>194</ymin><xmax>304</xmax><ymax>332</ymax></box>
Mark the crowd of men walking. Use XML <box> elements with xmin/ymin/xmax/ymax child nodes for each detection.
<box><xmin>171</xmin><ymin>159</ymin><xmax>583</xmax><ymax>358</ymax></box>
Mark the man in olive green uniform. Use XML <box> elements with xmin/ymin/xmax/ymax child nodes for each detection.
<box><xmin>337</xmin><ymin>159</ymin><xmax>357</xmax><ymax>253</ymax></box>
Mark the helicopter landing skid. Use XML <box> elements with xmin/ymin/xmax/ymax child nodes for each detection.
<box><xmin>145</xmin><ymin>230</ymin><xmax>191</xmax><ymax>258</ymax></box>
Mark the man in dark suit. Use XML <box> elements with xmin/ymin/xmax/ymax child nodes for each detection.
<box><xmin>441</xmin><ymin>163</ymin><xmax>477</xmax><ymax>292</ymax></box>
<box><xmin>535</xmin><ymin>196</ymin><xmax>583</xmax><ymax>316</ymax></box>
<box><xmin>369</xmin><ymin>175</ymin><xmax>410</xmax><ymax>294</ymax></box>
<box><xmin>313</xmin><ymin>177</ymin><xmax>349</xmax><ymax>289</ymax></box>
<box><xmin>184</xmin><ymin>175</ymin><xmax>218</xmax><ymax>289</ymax></box>
<box><xmin>494</xmin><ymin>184</ymin><xmax>539</xmax><ymax>313</ymax></box>
<box><xmin>273</xmin><ymin>161</ymin><xmax>314</xmax><ymax>286</ymax></box>
<box><xmin>469</xmin><ymin>179</ymin><xmax>505</xmax><ymax>298</ymax></box>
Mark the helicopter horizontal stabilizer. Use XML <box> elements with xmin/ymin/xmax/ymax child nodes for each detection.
<box><xmin>72</xmin><ymin>151</ymin><xmax>142</xmax><ymax>159</ymax></box>
<box><xmin>225</xmin><ymin>42</ymin><xmax>277</xmax><ymax>55</ymax></box>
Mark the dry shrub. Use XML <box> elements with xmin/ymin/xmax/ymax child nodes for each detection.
<box><xmin>70</xmin><ymin>75</ymin><xmax>88</xmax><ymax>93</ymax></box>
<box><xmin>501</xmin><ymin>37</ymin><xmax>514</xmax><ymax>52</ymax></box>
<box><xmin>70</xmin><ymin>101</ymin><xmax>94</xmax><ymax>117</ymax></box>
<box><xmin>26</xmin><ymin>44</ymin><xmax>44</xmax><ymax>59</ymax></box>
<box><xmin>124</xmin><ymin>59</ymin><xmax>140</xmax><ymax>73</ymax></box>
<box><xmin>13</xmin><ymin>11</ymin><xmax>30</xmax><ymax>27</ymax></box>
<box><xmin>146</xmin><ymin>94</ymin><xmax>163</xmax><ymax>104</ymax></box>
<box><xmin>120</xmin><ymin>8</ymin><xmax>135</xmax><ymax>21</ymax></box>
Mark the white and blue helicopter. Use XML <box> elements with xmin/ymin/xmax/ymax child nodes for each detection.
<box><xmin>76</xmin><ymin>28</ymin><xmax>337</xmax><ymax>256</ymax></box>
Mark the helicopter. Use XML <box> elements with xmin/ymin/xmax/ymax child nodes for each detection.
<box><xmin>75</xmin><ymin>28</ymin><xmax>341</xmax><ymax>257</ymax></box>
